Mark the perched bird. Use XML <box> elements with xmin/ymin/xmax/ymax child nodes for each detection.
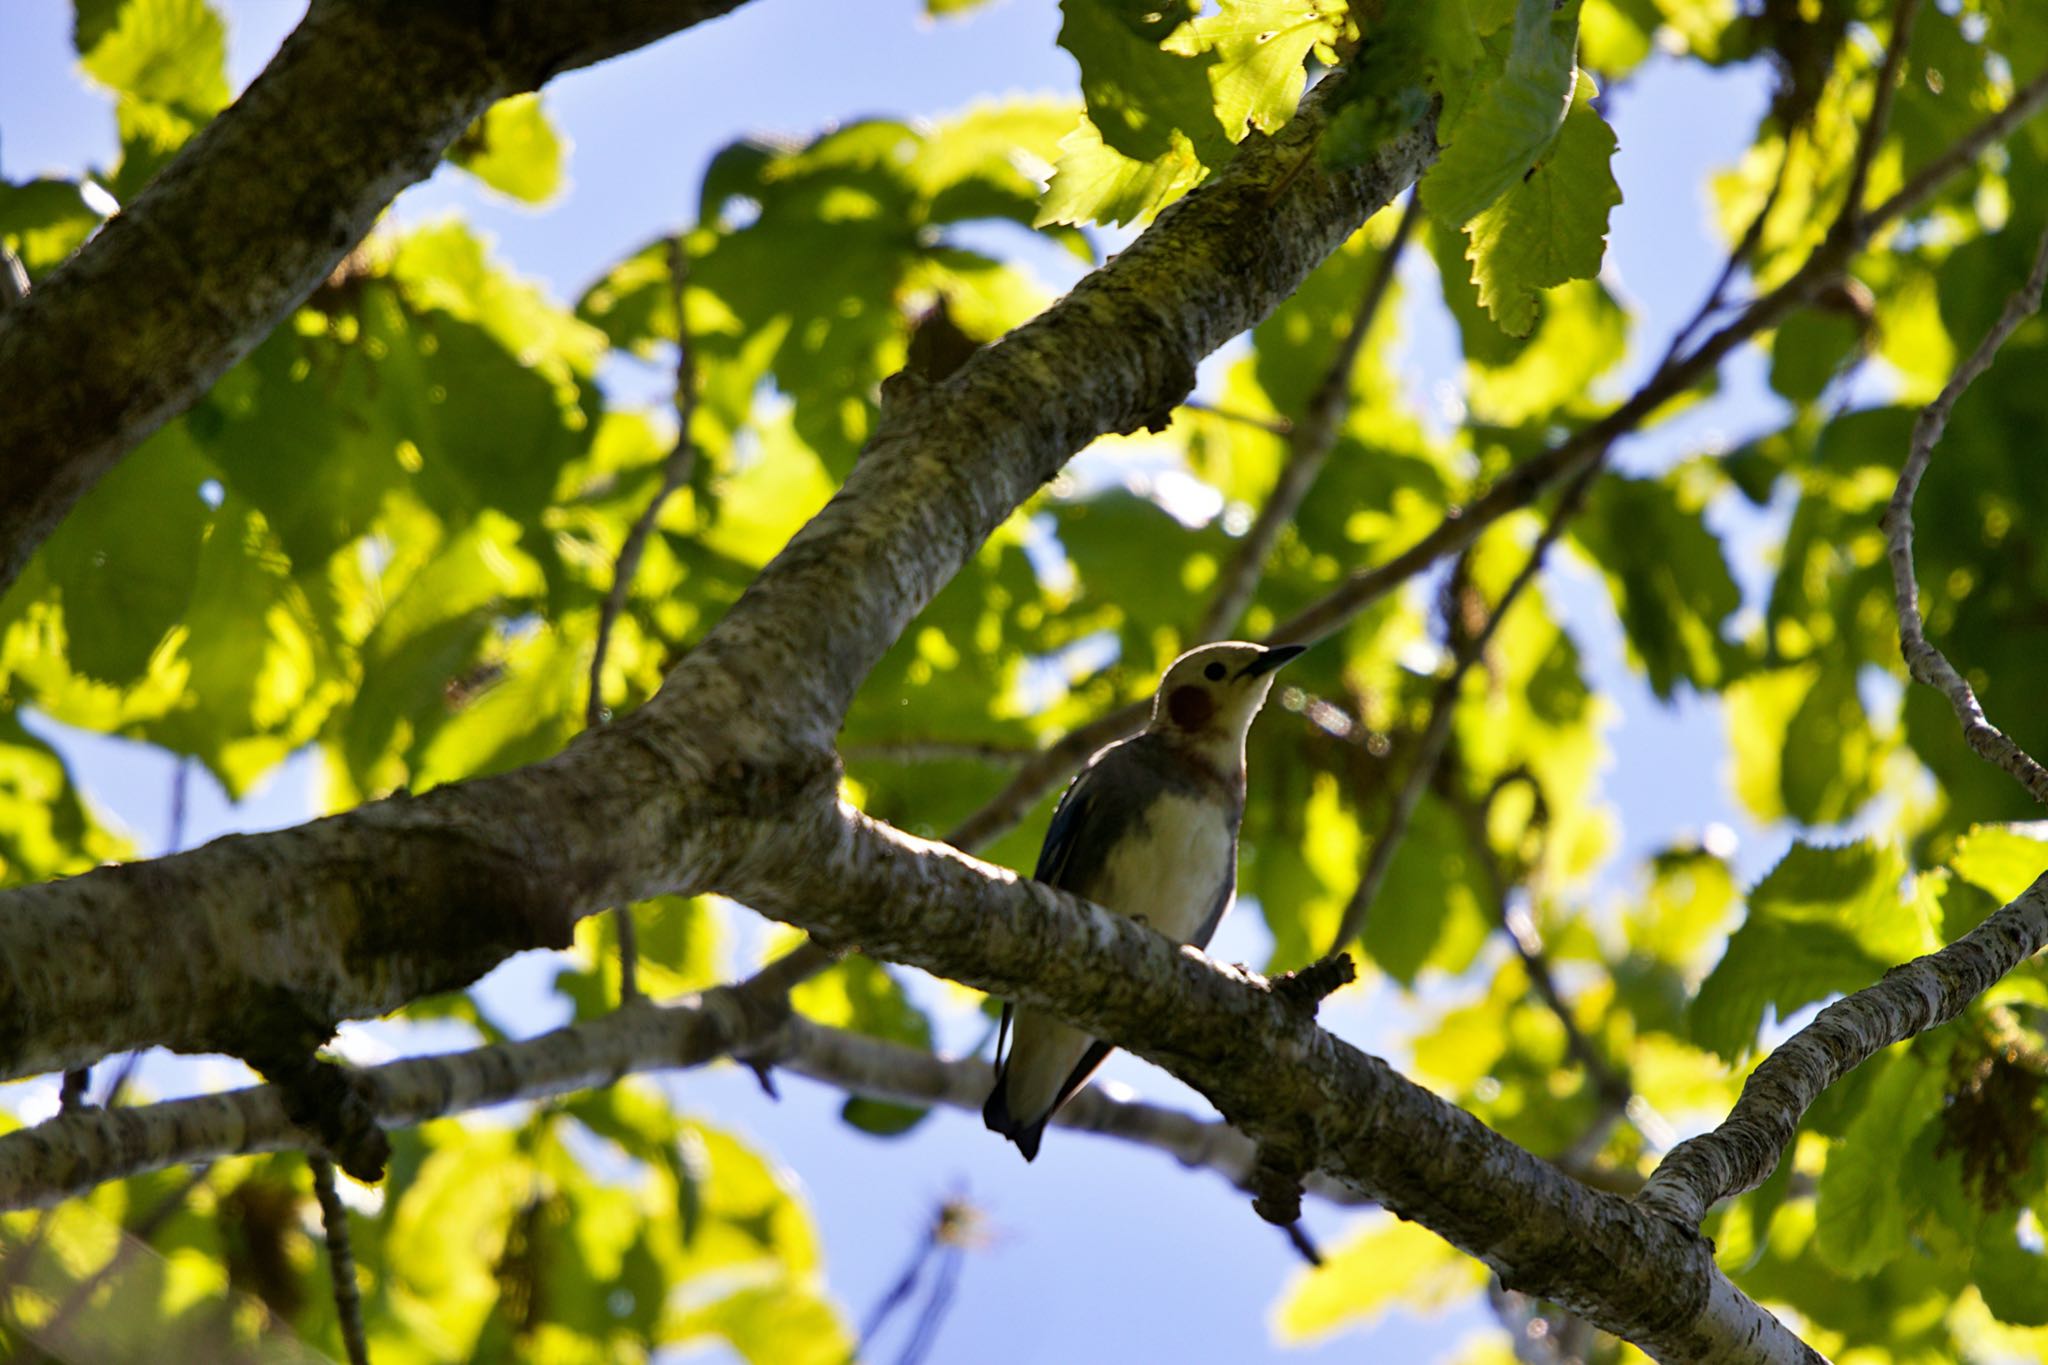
<box><xmin>983</xmin><ymin>640</ymin><xmax>1305</xmax><ymax>1161</ymax></box>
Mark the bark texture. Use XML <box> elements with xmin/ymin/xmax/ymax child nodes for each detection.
<box><xmin>0</xmin><ymin>0</ymin><xmax>751</xmax><ymax>596</ymax></box>
<box><xmin>19</xmin><ymin>13</ymin><xmax>2048</xmax><ymax>1357</ymax></box>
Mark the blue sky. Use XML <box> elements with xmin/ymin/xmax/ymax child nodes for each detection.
<box><xmin>0</xmin><ymin>3</ymin><xmax>1799</xmax><ymax>1360</ymax></box>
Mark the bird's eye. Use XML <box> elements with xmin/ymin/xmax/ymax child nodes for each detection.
<box><xmin>1203</xmin><ymin>662</ymin><xmax>1227</xmax><ymax>681</ymax></box>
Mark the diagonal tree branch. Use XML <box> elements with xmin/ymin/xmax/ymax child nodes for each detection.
<box><xmin>0</xmin><ymin>0</ymin><xmax>755</xmax><ymax>598</ymax></box>
<box><xmin>0</xmin><ymin>95</ymin><xmax>1442</xmax><ymax>1083</ymax></box>
<box><xmin>753</xmin><ymin>808</ymin><xmax>1819</xmax><ymax>1363</ymax></box>
<box><xmin>1637</xmin><ymin>869</ymin><xmax>2048</xmax><ymax>1226</ymax></box>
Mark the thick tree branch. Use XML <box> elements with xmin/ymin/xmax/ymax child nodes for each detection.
<box><xmin>741</xmin><ymin>808</ymin><xmax>1817</xmax><ymax>1363</ymax></box>
<box><xmin>0</xmin><ymin>99</ymin><xmax>1439</xmax><ymax>1083</ymax></box>
<box><xmin>0</xmin><ymin>976</ymin><xmax>1342</xmax><ymax>1214</ymax></box>
<box><xmin>0</xmin><ymin>0</ymin><xmax>753</xmax><ymax>597</ymax></box>
<box><xmin>1637</xmin><ymin>869</ymin><xmax>2048</xmax><ymax>1226</ymax></box>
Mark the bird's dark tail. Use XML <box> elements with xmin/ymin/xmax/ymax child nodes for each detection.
<box><xmin>983</xmin><ymin>1004</ymin><xmax>1046</xmax><ymax>1161</ymax></box>
<box><xmin>981</xmin><ymin>1077</ymin><xmax>1046</xmax><ymax>1162</ymax></box>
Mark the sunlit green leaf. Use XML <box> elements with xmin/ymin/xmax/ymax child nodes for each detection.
<box><xmin>448</xmin><ymin>94</ymin><xmax>567</xmax><ymax>205</ymax></box>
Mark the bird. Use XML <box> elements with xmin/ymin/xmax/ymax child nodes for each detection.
<box><xmin>982</xmin><ymin>639</ymin><xmax>1305</xmax><ymax>1161</ymax></box>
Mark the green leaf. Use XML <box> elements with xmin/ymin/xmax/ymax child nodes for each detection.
<box><xmin>1948</xmin><ymin>823</ymin><xmax>2048</xmax><ymax>904</ymax></box>
<box><xmin>39</xmin><ymin>424</ymin><xmax>214</xmax><ymax>685</ymax></box>
<box><xmin>1462</xmin><ymin>73</ymin><xmax>1621</xmax><ymax>336</ymax></box>
<box><xmin>0</xmin><ymin>714</ymin><xmax>118</xmax><ymax>885</ymax></box>
<box><xmin>1572</xmin><ymin>473</ymin><xmax>1739</xmax><ymax>699</ymax></box>
<box><xmin>1691</xmin><ymin>841</ymin><xmax>1936</xmax><ymax>1060</ymax></box>
<box><xmin>1815</xmin><ymin>1050</ymin><xmax>1942</xmax><ymax>1277</ymax></box>
<box><xmin>1976</xmin><ymin>1209</ymin><xmax>2048</xmax><ymax>1326</ymax></box>
<box><xmin>1035</xmin><ymin>114</ymin><xmax>1210</xmax><ymax>227</ymax></box>
<box><xmin>1769</xmin><ymin>307</ymin><xmax>1864</xmax><ymax>404</ymax></box>
<box><xmin>77</xmin><ymin>0</ymin><xmax>228</xmax><ymax>115</ymax></box>
<box><xmin>1272</xmin><ymin>1212</ymin><xmax>1486</xmax><ymax>1343</ymax></box>
<box><xmin>667</xmin><ymin>1282</ymin><xmax>853</xmax><ymax>1365</ymax></box>
<box><xmin>1057</xmin><ymin>0</ymin><xmax>1228</xmax><ymax>162</ymax></box>
<box><xmin>1166</xmin><ymin>0</ymin><xmax>1348</xmax><ymax>141</ymax></box>
<box><xmin>448</xmin><ymin>94</ymin><xmax>566</xmax><ymax>204</ymax></box>
<box><xmin>77</xmin><ymin>0</ymin><xmax>231</xmax><ymax>197</ymax></box>
<box><xmin>1779</xmin><ymin>664</ymin><xmax>1886</xmax><ymax>825</ymax></box>
<box><xmin>0</xmin><ymin>179</ymin><xmax>100</xmax><ymax>278</ymax></box>
<box><xmin>1420</xmin><ymin>0</ymin><xmax>1584</xmax><ymax>229</ymax></box>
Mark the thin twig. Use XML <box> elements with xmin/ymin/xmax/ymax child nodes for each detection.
<box><xmin>1832</xmin><ymin>0</ymin><xmax>1925</xmax><ymax>251</ymax></box>
<box><xmin>948</xmin><ymin>196</ymin><xmax>1423</xmax><ymax>852</ymax></box>
<box><xmin>1195</xmin><ymin>191</ymin><xmax>1423</xmax><ymax>642</ymax></box>
<box><xmin>1880</xmin><ymin>221</ymin><xmax>2048</xmax><ymax>806</ymax></box>
<box><xmin>946</xmin><ymin>70</ymin><xmax>2048</xmax><ymax>859</ymax></box>
<box><xmin>840</xmin><ymin>738</ymin><xmax>1037</xmax><ymax>766</ymax></box>
<box><xmin>587</xmin><ymin>235</ymin><xmax>699</xmax><ymax>1003</ymax></box>
<box><xmin>1327</xmin><ymin>465</ymin><xmax>1596</xmax><ymax>953</ymax></box>
<box><xmin>1180</xmin><ymin>399</ymin><xmax>1293</xmax><ymax>438</ymax></box>
<box><xmin>311</xmin><ymin>1156</ymin><xmax>370</xmax><ymax>1365</ymax></box>
<box><xmin>1659</xmin><ymin>135</ymin><xmax>1791</xmax><ymax>371</ymax></box>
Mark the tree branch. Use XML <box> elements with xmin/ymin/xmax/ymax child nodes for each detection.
<box><xmin>748</xmin><ymin>808</ymin><xmax>1819</xmax><ymax>1363</ymax></box>
<box><xmin>1880</xmin><ymin>221</ymin><xmax>2048</xmax><ymax>806</ymax></box>
<box><xmin>1637</xmin><ymin>869</ymin><xmax>2048</xmax><ymax>1226</ymax></box>
<box><xmin>0</xmin><ymin>0</ymin><xmax>752</xmax><ymax>597</ymax></box>
<box><xmin>0</xmin><ymin>98</ymin><xmax>1440</xmax><ymax>1084</ymax></box>
<box><xmin>1329</xmin><ymin>465</ymin><xmax>1594</xmax><ymax>953</ymax></box>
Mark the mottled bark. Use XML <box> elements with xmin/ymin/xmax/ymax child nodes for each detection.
<box><xmin>0</xmin><ymin>0</ymin><xmax>751</xmax><ymax>595</ymax></box>
<box><xmin>0</xmin><ymin>93</ymin><xmax>1439</xmax><ymax>1081</ymax></box>
<box><xmin>14</xmin><ymin>14</ymin><xmax>2048</xmax><ymax>1355</ymax></box>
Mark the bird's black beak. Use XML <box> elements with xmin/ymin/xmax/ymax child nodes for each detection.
<box><xmin>1238</xmin><ymin>643</ymin><xmax>1307</xmax><ymax>679</ymax></box>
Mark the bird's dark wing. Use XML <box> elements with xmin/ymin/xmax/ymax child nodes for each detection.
<box><xmin>1031</xmin><ymin>767</ymin><xmax>1098</xmax><ymax>886</ymax></box>
<box><xmin>1188</xmin><ymin>846</ymin><xmax>1239</xmax><ymax>951</ymax></box>
<box><xmin>990</xmin><ymin>767</ymin><xmax>1101</xmax><ymax>1086</ymax></box>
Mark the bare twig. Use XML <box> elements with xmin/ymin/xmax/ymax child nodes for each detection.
<box><xmin>1880</xmin><ymin>222</ymin><xmax>2048</xmax><ymax>806</ymax></box>
<box><xmin>311</xmin><ymin>1156</ymin><xmax>371</xmax><ymax>1365</ymax></box>
<box><xmin>588</xmin><ymin>236</ymin><xmax>699</xmax><ymax>1002</ymax></box>
<box><xmin>840</xmin><ymin>738</ymin><xmax>1037</xmax><ymax>766</ymax></box>
<box><xmin>948</xmin><ymin>196</ymin><xmax>1423</xmax><ymax>852</ymax></box>
<box><xmin>1832</xmin><ymin>0</ymin><xmax>1925</xmax><ymax>250</ymax></box>
<box><xmin>1180</xmin><ymin>399</ymin><xmax>1293</xmax><ymax>438</ymax></box>
<box><xmin>1328</xmin><ymin>465</ymin><xmax>1595</xmax><ymax>953</ymax></box>
<box><xmin>945</xmin><ymin>71</ymin><xmax>2048</xmax><ymax>862</ymax></box>
<box><xmin>1195</xmin><ymin>191</ymin><xmax>1423</xmax><ymax>643</ymax></box>
<box><xmin>1658</xmin><ymin>135</ymin><xmax>1790</xmax><ymax>371</ymax></box>
<box><xmin>1638</xmin><ymin>869</ymin><xmax>2048</xmax><ymax>1226</ymax></box>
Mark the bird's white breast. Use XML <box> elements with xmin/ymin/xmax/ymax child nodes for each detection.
<box><xmin>1089</xmin><ymin>792</ymin><xmax>1236</xmax><ymax>946</ymax></box>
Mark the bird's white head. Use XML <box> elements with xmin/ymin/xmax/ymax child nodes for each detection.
<box><xmin>1146</xmin><ymin>640</ymin><xmax>1306</xmax><ymax>764</ymax></box>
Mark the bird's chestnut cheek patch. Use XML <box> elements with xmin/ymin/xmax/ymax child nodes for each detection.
<box><xmin>1168</xmin><ymin>684</ymin><xmax>1215</xmax><ymax>730</ymax></box>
